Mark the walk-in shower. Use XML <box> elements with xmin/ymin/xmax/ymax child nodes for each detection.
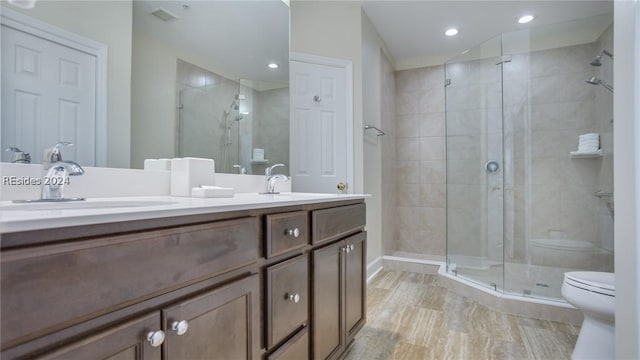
<box><xmin>445</xmin><ymin>14</ymin><xmax>614</xmax><ymax>301</ymax></box>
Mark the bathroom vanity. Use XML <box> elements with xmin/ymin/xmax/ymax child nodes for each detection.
<box><xmin>0</xmin><ymin>194</ymin><xmax>367</xmax><ymax>360</ymax></box>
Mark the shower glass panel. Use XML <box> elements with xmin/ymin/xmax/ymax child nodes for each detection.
<box><xmin>178</xmin><ymin>79</ymin><xmax>240</xmax><ymax>173</ymax></box>
<box><xmin>445</xmin><ymin>34</ymin><xmax>504</xmax><ymax>291</ymax></box>
<box><xmin>445</xmin><ymin>13</ymin><xmax>614</xmax><ymax>302</ymax></box>
<box><xmin>501</xmin><ymin>14</ymin><xmax>614</xmax><ymax>300</ymax></box>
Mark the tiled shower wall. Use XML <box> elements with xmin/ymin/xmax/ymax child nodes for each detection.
<box><xmin>392</xmin><ymin>33</ymin><xmax>614</xmax><ymax>269</ymax></box>
<box><xmin>394</xmin><ymin>66</ymin><xmax>446</xmax><ymax>257</ymax></box>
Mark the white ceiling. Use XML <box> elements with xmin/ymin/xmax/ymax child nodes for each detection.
<box><xmin>361</xmin><ymin>0</ymin><xmax>614</xmax><ymax>69</ymax></box>
<box><xmin>133</xmin><ymin>1</ymin><xmax>613</xmax><ymax>77</ymax></box>
<box><xmin>133</xmin><ymin>0</ymin><xmax>289</xmax><ymax>84</ymax></box>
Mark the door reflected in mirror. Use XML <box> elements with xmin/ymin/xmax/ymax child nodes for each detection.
<box><xmin>1</xmin><ymin>0</ymin><xmax>290</xmax><ymax>173</ymax></box>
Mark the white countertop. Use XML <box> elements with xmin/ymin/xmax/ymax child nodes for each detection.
<box><xmin>0</xmin><ymin>193</ymin><xmax>368</xmax><ymax>233</ymax></box>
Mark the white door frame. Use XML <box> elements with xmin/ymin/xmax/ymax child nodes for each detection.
<box><xmin>290</xmin><ymin>52</ymin><xmax>354</xmax><ymax>193</ymax></box>
<box><xmin>1</xmin><ymin>7</ymin><xmax>108</xmax><ymax>166</ymax></box>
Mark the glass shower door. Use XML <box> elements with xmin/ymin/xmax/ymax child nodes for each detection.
<box><xmin>445</xmin><ymin>34</ymin><xmax>505</xmax><ymax>291</ymax></box>
<box><xmin>178</xmin><ymin>79</ymin><xmax>240</xmax><ymax>172</ymax></box>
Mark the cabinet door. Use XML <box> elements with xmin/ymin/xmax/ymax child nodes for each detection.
<box><xmin>267</xmin><ymin>327</ymin><xmax>309</xmax><ymax>360</ymax></box>
<box><xmin>311</xmin><ymin>240</ymin><xmax>345</xmax><ymax>360</ymax></box>
<box><xmin>266</xmin><ymin>254</ymin><xmax>308</xmax><ymax>348</ymax></box>
<box><xmin>163</xmin><ymin>274</ymin><xmax>260</xmax><ymax>360</ymax></box>
<box><xmin>344</xmin><ymin>232</ymin><xmax>366</xmax><ymax>341</ymax></box>
<box><xmin>38</xmin><ymin>313</ymin><xmax>161</xmax><ymax>360</ymax></box>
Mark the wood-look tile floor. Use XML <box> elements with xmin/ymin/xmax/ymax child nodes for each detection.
<box><xmin>342</xmin><ymin>270</ymin><xmax>580</xmax><ymax>360</ymax></box>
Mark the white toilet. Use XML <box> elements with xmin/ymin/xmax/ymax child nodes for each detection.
<box><xmin>561</xmin><ymin>271</ymin><xmax>615</xmax><ymax>360</ymax></box>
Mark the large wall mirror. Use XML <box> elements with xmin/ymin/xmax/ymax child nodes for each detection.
<box><xmin>1</xmin><ymin>0</ymin><xmax>290</xmax><ymax>175</ymax></box>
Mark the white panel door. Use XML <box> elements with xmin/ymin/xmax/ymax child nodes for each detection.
<box><xmin>1</xmin><ymin>24</ymin><xmax>97</xmax><ymax>165</ymax></box>
<box><xmin>290</xmin><ymin>60</ymin><xmax>348</xmax><ymax>193</ymax></box>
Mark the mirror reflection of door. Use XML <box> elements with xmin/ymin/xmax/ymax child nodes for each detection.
<box><xmin>1</xmin><ymin>16</ymin><xmax>102</xmax><ymax>166</ymax></box>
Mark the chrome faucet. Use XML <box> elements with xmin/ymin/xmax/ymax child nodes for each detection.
<box><xmin>40</xmin><ymin>142</ymin><xmax>85</xmax><ymax>201</ymax></box>
<box><xmin>263</xmin><ymin>163</ymin><xmax>287</xmax><ymax>194</ymax></box>
<box><xmin>5</xmin><ymin>147</ymin><xmax>31</xmax><ymax>163</ymax></box>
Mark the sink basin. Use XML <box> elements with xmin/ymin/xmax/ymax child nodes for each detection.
<box><xmin>0</xmin><ymin>200</ymin><xmax>178</xmax><ymax>211</ymax></box>
<box><xmin>235</xmin><ymin>192</ymin><xmax>339</xmax><ymax>198</ymax></box>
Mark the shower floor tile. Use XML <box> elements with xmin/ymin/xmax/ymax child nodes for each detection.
<box><xmin>343</xmin><ymin>270</ymin><xmax>579</xmax><ymax>360</ymax></box>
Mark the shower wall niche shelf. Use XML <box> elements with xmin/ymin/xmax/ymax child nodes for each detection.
<box><xmin>570</xmin><ymin>150</ymin><xmax>603</xmax><ymax>158</ymax></box>
<box><xmin>250</xmin><ymin>159</ymin><xmax>270</xmax><ymax>164</ymax></box>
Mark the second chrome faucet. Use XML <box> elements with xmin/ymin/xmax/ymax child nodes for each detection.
<box><xmin>263</xmin><ymin>163</ymin><xmax>288</xmax><ymax>194</ymax></box>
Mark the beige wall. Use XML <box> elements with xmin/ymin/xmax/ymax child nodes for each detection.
<box><xmin>290</xmin><ymin>0</ymin><xmax>364</xmax><ymax>193</ymax></box>
<box><xmin>3</xmin><ymin>0</ymin><xmax>133</xmax><ymax>168</ymax></box>
<box><xmin>613</xmin><ymin>1</ymin><xmax>640</xmax><ymax>357</ymax></box>
<box><xmin>361</xmin><ymin>11</ymin><xmax>384</xmax><ymax>265</ymax></box>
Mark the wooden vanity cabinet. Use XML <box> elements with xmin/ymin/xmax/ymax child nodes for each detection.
<box><xmin>38</xmin><ymin>275</ymin><xmax>260</xmax><ymax>360</ymax></box>
<box><xmin>163</xmin><ymin>274</ymin><xmax>260</xmax><ymax>360</ymax></box>
<box><xmin>1</xmin><ymin>215</ymin><xmax>261</xmax><ymax>359</ymax></box>
<box><xmin>0</xmin><ymin>199</ymin><xmax>366</xmax><ymax>360</ymax></box>
<box><xmin>38</xmin><ymin>313</ymin><xmax>162</xmax><ymax>360</ymax></box>
<box><xmin>311</xmin><ymin>232</ymin><xmax>366</xmax><ymax>360</ymax></box>
<box><xmin>310</xmin><ymin>202</ymin><xmax>366</xmax><ymax>360</ymax></box>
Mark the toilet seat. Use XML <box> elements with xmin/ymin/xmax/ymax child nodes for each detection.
<box><xmin>564</xmin><ymin>271</ymin><xmax>615</xmax><ymax>297</ymax></box>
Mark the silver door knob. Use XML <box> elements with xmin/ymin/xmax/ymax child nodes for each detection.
<box><xmin>485</xmin><ymin>160</ymin><xmax>500</xmax><ymax>173</ymax></box>
<box><xmin>287</xmin><ymin>228</ymin><xmax>300</xmax><ymax>237</ymax></box>
<box><xmin>313</xmin><ymin>95</ymin><xmax>322</xmax><ymax>102</ymax></box>
<box><xmin>171</xmin><ymin>320</ymin><xmax>189</xmax><ymax>336</ymax></box>
<box><xmin>146</xmin><ymin>330</ymin><xmax>165</xmax><ymax>347</ymax></box>
<box><xmin>287</xmin><ymin>293</ymin><xmax>301</xmax><ymax>303</ymax></box>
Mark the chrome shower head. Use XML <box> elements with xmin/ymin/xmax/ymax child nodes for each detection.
<box><xmin>585</xmin><ymin>77</ymin><xmax>614</xmax><ymax>93</ymax></box>
<box><xmin>590</xmin><ymin>50</ymin><xmax>613</xmax><ymax>67</ymax></box>
<box><xmin>585</xmin><ymin>76</ymin><xmax>600</xmax><ymax>85</ymax></box>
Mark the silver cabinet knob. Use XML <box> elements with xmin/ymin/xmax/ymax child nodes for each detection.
<box><xmin>146</xmin><ymin>330</ymin><xmax>165</xmax><ymax>347</ymax></box>
<box><xmin>349</xmin><ymin>244</ymin><xmax>355</xmax><ymax>252</ymax></box>
<box><xmin>341</xmin><ymin>246</ymin><xmax>347</xmax><ymax>253</ymax></box>
<box><xmin>286</xmin><ymin>228</ymin><xmax>300</xmax><ymax>237</ymax></box>
<box><xmin>171</xmin><ymin>320</ymin><xmax>189</xmax><ymax>336</ymax></box>
<box><xmin>287</xmin><ymin>293</ymin><xmax>301</xmax><ymax>303</ymax></box>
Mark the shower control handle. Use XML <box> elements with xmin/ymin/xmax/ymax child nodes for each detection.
<box><xmin>484</xmin><ymin>160</ymin><xmax>500</xmax><ymax>173</ymax></box>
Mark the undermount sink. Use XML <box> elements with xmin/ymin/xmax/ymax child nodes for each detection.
<box><xmin>235</xmin><ymin>192</ymin><xmax>339</xmax><ymax>198</ymax></box>
<box><xmin>0</xmin><ymin>200</ymin><xmax>178</xmax><ymax>211</ymax></box>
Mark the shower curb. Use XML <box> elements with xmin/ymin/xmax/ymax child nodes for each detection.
<box><xmin>380</xmin><ymin>255</ymin><xmax>584</xmax><ymax>325</ymax></box>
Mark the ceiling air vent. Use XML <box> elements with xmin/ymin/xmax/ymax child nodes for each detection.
<box><xmin>151</xmin><ymin>8</ymin><xmax>179</xmax><ymax>22</ymax></box>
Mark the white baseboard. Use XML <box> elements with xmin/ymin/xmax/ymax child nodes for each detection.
<box><xmin>366</xmin><ymin>257</ymin><xmax>383</xmax><ymax>283</ymax></box>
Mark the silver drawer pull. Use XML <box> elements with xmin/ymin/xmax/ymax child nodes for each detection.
<box><xmin>287</xmin><ymin>293</ymin><xmax>301</xmax><ymax>303</ymax></box>
<box><xmin>171</xmin><ymin>320</ymin><xmax>189</xmax><ymax>336</ymax></box>
<box><xmin>146</xmin><ymin>330</ymin><xmax>165</xmax><ymax>347</ymax></box>
<box><xmin>286</xmin><ymin>228</ymin><xmax>300</xmax><ymax>238</ymax></box>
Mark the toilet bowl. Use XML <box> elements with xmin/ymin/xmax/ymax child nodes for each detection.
<box><xmin>561</xmin><ymin>271</ymin><xmax>615</xmax><ymax>360</ymax></box>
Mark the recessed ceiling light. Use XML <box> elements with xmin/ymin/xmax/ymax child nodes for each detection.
<box><xmin>518</xmin><ymin>15</ymin><xmax>535</xmax><ymax>24</ymax></box>
<box><xmin>268</xmin><ymin>63</ymin><xmax>279</xmax><ymax>69</ymax></box>
<box><xmin>445</xmin><ymin>28</ymin><xmax>459</xmax><ymax>36</ymax></box>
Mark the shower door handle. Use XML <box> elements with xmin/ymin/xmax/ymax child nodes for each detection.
<box><xmin>485</xmin><ymin>160</ymin><xmax>500</xmax><ymax>173</ymax></box>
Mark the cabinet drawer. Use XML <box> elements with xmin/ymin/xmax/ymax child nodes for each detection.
<box><xmin>36</xmin><ymin>313</ymin><xmax>161</xmax><ymax>360</ymax></box>
<box><xmin>1</xmin><ymin>217</ymin><xmax>258</xmax><ymax>349</ymax></box>
<box><xmin>312</xmin><ymin>203</ymin><xmax>365</xmax><ymax>245</ymax></box>
<box><xmin>266</xmin><ymin>254</ymin><xmax>308</xmax><ymax>349</ymax></box>
<box><xmin>265</xmin><ymin>211</ymin><xmax>308</xmax><ymax>258</ymax></box>
<box><xmin>267</xmin><ymin>327</ymin><xmax>309</xmax><ymax>360</ymax></box>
